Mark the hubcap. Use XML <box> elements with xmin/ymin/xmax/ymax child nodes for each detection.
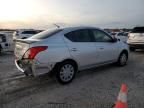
<box><xmin>60</xmin><ymin>64</ymin><xmax>74</xmax><ymax>82</ymax></box>
<box><xmin>120</xmin><ymin>54</ymin><xmax>127</xmax><ymax>65</ymax></box>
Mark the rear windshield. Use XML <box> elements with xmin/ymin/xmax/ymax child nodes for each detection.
<box><xmin>29</xmin><ymin>29</ymin><xmax>62</xmax><ymax>39</ymax></box>
<box><xmin>131</xmin><ymin>27</ymin><xmax>144</xmax><ymax>33</ymax></box>
<box><xmin>22</xmin><ymin>31</ymin><xmax>37</xmax><ymax>34</ymax></box>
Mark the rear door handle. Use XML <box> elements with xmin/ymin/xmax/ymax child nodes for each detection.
<box><xmin>71</xmin><ymin>48</ymin><xmax>78</xmax><ymax>51</ymax></box>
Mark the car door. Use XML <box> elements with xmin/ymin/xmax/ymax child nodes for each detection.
<box><xmin>64</xmin><ymin>29</ymin><xmax>98</xmax><ymax>69</ymax></box>
<box><xmin>91</xmin><ymin>29</ymin><xmax>119</xmax><ymax>63</ymax></box>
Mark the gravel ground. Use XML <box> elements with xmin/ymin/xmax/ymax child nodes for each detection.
<box><xmin>0</xmin><ymin>51</ymin><xmax>144</xmax><ymax>108</ymax></box>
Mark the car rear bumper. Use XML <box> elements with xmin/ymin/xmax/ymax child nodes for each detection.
<box><xmin>15</xmin><ymin>59</ymin><xmax>55</xmax><ymax>76</ymax></box>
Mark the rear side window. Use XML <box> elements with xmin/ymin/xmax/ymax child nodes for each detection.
<box><xmin>65</xmin><ymin>29</ymin><xmax>94</xmax><ymax>42</ymax></box>
<box><xmin>131</xmin><ymin>27</ymin><xmax>144</xmax><ymax>33</ymax></box>
<box><xmin>29</xmin><ymin>29</ymin><xmax>62</xmax><ymax>39</ymax></box>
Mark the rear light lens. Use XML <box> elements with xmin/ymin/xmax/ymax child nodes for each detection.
<box><xmin>23</xmin><ymin>46</ymin><xmax>48</xmax><ymax>59</ymax></box>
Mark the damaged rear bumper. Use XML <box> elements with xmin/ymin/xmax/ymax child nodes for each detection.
<box><xmin>15</xmin><ymin>59</ymin><xmax>55</xmax><ymax>77</ymax></box>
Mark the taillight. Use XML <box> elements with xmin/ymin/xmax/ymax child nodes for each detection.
<box><xmin>23</xmin><ymin>46</ymin><xmax>48</xmax><ymax>59</ymax></box>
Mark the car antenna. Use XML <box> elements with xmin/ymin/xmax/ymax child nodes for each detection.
<box><xmin>53</xmin><ymin>23</ymin><xmax>60</xmax><ymax>28</ymax></box>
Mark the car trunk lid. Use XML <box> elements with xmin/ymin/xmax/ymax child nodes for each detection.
<box><xmin>14</xmin><ymin>39</ymin><xmax>40</xmax><ymax>59</ymax></box>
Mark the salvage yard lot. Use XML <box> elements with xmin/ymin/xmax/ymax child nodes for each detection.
<box><xmin>0</xmin><ymin>51</ymin><xmax>144</xmax><ymax>108</ymax></box>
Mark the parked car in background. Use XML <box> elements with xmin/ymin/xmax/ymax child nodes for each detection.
<box><xmin>111</xmin><ymin>32</ymin><xmax>128</xmax><ymax>42</ymax></box>
<box><xmin>14</xmin><ymin>26</ymin><xmax>129</xmax><ymax>84</ymax></box>
<box><xmin>13</xmin><ymin>29</ymin><xmax>42</xmax><ymax>40</ymax></box>
<box><xmin>0</xmin><ymin>33</ymin><xmax>10</xmax><ymax>53</ymax></box>
<box><xmin>127</xmin><ymin>27</ymin><xmax>144</xmax><ymax>51</ymax></box>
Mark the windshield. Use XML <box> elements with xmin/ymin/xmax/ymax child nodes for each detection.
<box><xmin>29</xmin><ymin>28</ymin><xmax>63</xmax><ymax>39</ymax></box>
<box><xmin>131</xmin><ymin>27</ymin><xmax>144</xmax><ymax>33</ymax></box>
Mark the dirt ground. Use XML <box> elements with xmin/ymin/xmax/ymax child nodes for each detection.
<box><xmin>0</xmin><ymin>51</ymin><xmax>144</xmax><ymax>108</ymax></box>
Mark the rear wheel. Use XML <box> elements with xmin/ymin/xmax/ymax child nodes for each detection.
<box><xmin>117</xmin><ymin>52</ymin><xmax>128</xmax><ymax>66</ymax></box>
<box><xmin>55</xmin><ymin>61</ymin><xmax>77</xmax><ymax>84</ymax></box>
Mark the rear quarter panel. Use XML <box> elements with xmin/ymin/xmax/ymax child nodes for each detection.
<box><xmin>32</xmin><ymin>34</ymin><xmax>71</xmax><ymax>64</ymax></box>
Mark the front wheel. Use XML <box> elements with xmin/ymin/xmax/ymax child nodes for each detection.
<box><xmin>55</xmin><ymin>61</ymin><xmax>77</xmax><ymax>84</ymax></box>
<box><xmin>117</xmin><ymin>52</ymin><xmax>128</xmax><ymax>66</ymax></box>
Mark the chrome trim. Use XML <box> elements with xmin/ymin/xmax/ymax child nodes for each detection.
<box><xmin>15</xmin><ymin>60</ymin><xmax>25</xmax><ymax>72</ymax></box>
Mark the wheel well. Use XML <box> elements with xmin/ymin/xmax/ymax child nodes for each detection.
<box><xmin>54</xmin><ymin>59</ymin><xmax>78</xmax><ymax>71</ymax></box>
<box><xmin>62</xmin><ymin>59</ymin><xmax>78</xmax><ymax>70</ymax></box>
<box><xmin>121</xmin><ymin>50</ymin><xmax>128</xmax><ymax>57</ymax></box>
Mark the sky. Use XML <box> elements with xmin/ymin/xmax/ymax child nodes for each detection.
<box><xmin>0</xmin><ymin>0</ymin><xmax>143</xmax><ymax>29</ymax></box>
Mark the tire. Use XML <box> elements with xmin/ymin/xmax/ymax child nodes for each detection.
<box><xmin>130</xmin><ymin>47</ymin><xmax>135</xmax><ymax>51</ymax></box>
<box><xmin>117</xmin><ymin>52</ymin><xmax>128</xmax><ymax>66</ymax></box>
<box><xmin>55</xmin><ymin>61</ymin><xmax>77</xmax><ymax>84</ymax></box>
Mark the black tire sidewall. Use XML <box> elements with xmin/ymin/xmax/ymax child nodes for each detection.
<box><xmin>118</xmin><ymin>52</ymin><xmax>128</xmax><ymax>66</ymax></box>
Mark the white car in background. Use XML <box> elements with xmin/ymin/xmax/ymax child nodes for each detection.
<box><xmin>111</xmin><ymin>32</ymin><xmax>128</xmax><ymax>42</ymax></box>
<box><xmin>127</xmin><ymin>27</ymin><xmax>144</xmax><ymax>51</ymax></box>
<box><xmin>0</xmin><ymin>33</ymin><xmax>10</xmax><ymax>53</ymax></box>
<box><xmin>15</xmin><ymin>26</ymin><xmax>129</xmax><ymax>84</ymax></box>
<box><xmin>13</xmin><ymin>29</ymin><xmax>41</xmax><ymax>40</ymax></box>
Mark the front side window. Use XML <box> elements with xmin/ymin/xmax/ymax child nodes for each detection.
<box><xmin>91</xmin><ymin>29</ymin><xmax>113</xmax><ymax>42</ymax></box>
<box><xmin>65</xmin><ymin>29</ymin><xmax>94</xmax><ymax>42</ymax></box>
